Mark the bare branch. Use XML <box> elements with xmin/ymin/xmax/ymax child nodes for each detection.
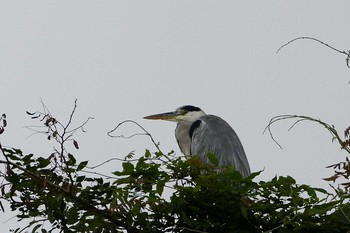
<box><xmin>277</xmin><ymin>36</ymin><xmax>347</xmax><ymax>55</ymax></box>
<box><xmin>263</xmin><ymin>115</ymin><xmax>294</xmax><ymax>150</ymax></box>
<box><xmin>263</xmin><ymin>214</ymin><xmax>297</xmax><ymax>233</ymax></box>
<box><xmin>79</xmin><ymin>170</ymin><xmax>116</xmax><ymax>180</ymax></box>
<box><xmin>277</xmin><ymin>36</ymin><xmax>350</xmax><ymax>68</ymax></box>
<box><xmin>25</xmin><ymin>99</ymin><xmax>93</xmax><ymax>153</ymax></box>
<box><xmin>107</xmin><ymin>120</ymin><xmax>164</xmax><ymax>155</ymax></box>
<box><xmin>65</xmin><ymin>99</ymin><xmax>78</xmax><ymax>131</ymax></box>
<box><xmin>86</xmin><ymin>156</ymin><xmax>139</xmax><ymax>170</ymax></box>
<box><xmin>264</xmin><ymin>114</ymin><xmax>350</xmax><ymax>154</ymax></box>
<box><xmin>66</xmin><ymin>117</ymin><xmax>94</xmax><ymax>134</ymax></box>
<box><xmin>176</xmin><ymin>227</ymin><xmax>209</xmax><ymax>233</ymax></box>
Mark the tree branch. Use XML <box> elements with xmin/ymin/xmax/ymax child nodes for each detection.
<box><xmin>107</xmin><ymin>120</ymin><xmax>170</xmax><ymax>160</ymax></box>
<box><xmin>277</xmin><ymin>36</ymin><xmax>350</xmax><ymax>68</ymax></box>
<box><xmin>264</xmin><ymin>114</ymin><xmax>350</xmax><ymax>154</ymax></box>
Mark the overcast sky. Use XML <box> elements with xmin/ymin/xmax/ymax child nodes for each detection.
<box><xmin>1</xmin><ymin>1</ymin><xmax>350</xmax><ymax>230</ymax></box>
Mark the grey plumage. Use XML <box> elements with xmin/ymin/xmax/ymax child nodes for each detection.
<box><xmin>176</xmin><ymin>114</ymin><xmax>251</xmax><ymax>177</ymax></box>
<box><xmin>144</xmin><ymin>105</ymin><xmax>251</xmax><ymax>177</ymax></box>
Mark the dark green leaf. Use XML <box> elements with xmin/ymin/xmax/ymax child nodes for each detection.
<box><xmin>207</xmin><ymin>152</ymin><xmax>219</xmax><ymax>165</ymax></box>
<box><xmin>73</xmin><ymin>140</ymin><xmax>79</xmax><ymax>149</ymax></box>
<box><xmin>145</xmin><ymin>149</ymin><xmax>151</xmax><ymax>158</ymax></box>
<box><xmin>36</xmin><ymin>157</ymin><xmax>51</xmax><ymax>168</ymax></box>
<box><xmin>156</xmin><ymin>179</ymin><xmax>165</xmax><ymax>196</ymax></box>
<box><xmin>26</xmin><ymin>111</ymin><xmax>35</xmax><ymax>115</ymax></box>
<box><xmin>77</xmin><ymin>161</ymin><xmax>88</xmax><ymax>171</ymax></box>
<box><xmin>67</xmin><ymin>153</ymin><xmax>76</xmax><ymax>165</ymax></box>
<box><xmin>76</xmin><ymin>175</ymin><xmax>86</xmax><ymax>183</ymax></box>
<box><xmin>66</xmin><ymin>207</ymin><xmax>79</xmax><ymax>225</ymax></box>
<box><xmin>122</xmin><ymin>162</ymin><xmax>134</xmax><ymax>174</ymax></box>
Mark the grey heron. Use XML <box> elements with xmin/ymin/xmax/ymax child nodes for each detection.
<box><xmin>144</xmin><ymin>105</ymin><xmax>251</xmax><ymax>177</ymax></box>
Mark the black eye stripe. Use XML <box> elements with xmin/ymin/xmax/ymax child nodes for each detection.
<box><xmin>180</xmin><ymin>105</ymin><xmax>201</xmax><ymax>112</ymax></box>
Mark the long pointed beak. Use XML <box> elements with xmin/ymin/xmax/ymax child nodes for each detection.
<box><xmin>143</xmin><ymin>111</ymin><xmax>178</xmax><ymax>121</ymax></box>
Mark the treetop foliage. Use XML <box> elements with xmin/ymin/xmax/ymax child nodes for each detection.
<box><xmin>1</xmin><ymin>37</ymin><xmax>350</xmax><ymax>232</ymax></box>
<box><xmin>0</xmin><ymin>99</ymin><xmax>349</xmax><ymax>233</ymax></box>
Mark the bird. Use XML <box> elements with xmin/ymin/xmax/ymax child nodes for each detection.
<box><xmin>143</xmin><ymin>105</ymin><xmax>251</xmax><ymax>177</ymax></box>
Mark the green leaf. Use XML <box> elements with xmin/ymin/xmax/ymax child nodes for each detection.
<box><xmin>156</xmin><ymin>179</ymin><xmax>165</xmax><ymax>196</ymax></box>
<box><xmin>36</xmin><ymin>157</ymin><xmax>51</xmax><ymax>168</ymax></box>
<box><xmin>145</xmin><ymin>149</ymin><xmax>151</xmax><ymax>158</ymax></box>
<box><xmin>131</xmin><ymin>205</ymin><xmax>141</xmax><ymax>215</ymax></box>
<box><xmin>76</xmin><ymin>175</ymin><xmax>86</xmax><ymax>183</ymax></box>
<box><xmin>122</xmin><ymin>162</ymin><xmax>134</xmax><ymax>174</ymax></box>
<box><xmin>73</xmin><ymin>139</ymin><xmax>79</xmax><ymax>149</ymax></box>
<box><xmin>67</xmin><ymin>153</ymin><xmax>76</xmax><ymax>165</ymax></box>
<box><xmin>207</xmin><ymin>152</ymin><xmax>219</xmax><ymax>165</ymax></box>
<box><xmin>5</xmin><ymin>152</ymin><xmax>21</xmax><ymax>161</ymax></box>
<box><xmin>66</xmin><ymin>206</ymin><xmax>79</xmax><ymax>225</ymax></box>
<box><xmin>113</xmin><ymin>177</ymin><xmax>130</xmax><ymax>185</ymax></box>
<box><xmin>77</xmin><ymin>161</ymin><xmax>88</xmax><ymax>171</ymax></box>
<box><xmin>180</xmin><ymin>210</ymin><xmax>193</xmax><ymax>227</ymax></box>
<box><xmin>22</xmin><ymin>154</ymin><xmax>34</xmax><ymax>164</ymax></box>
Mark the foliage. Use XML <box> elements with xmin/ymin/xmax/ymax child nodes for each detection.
<box><xmin>0</xmin><ymin>102</ymin><xmax>350</xmax><ymax>232</ymax></box>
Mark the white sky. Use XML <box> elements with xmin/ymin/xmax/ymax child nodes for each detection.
<box><xmin>1</xmin><ymin>1</ymin><xmax>350</xmax><ymax>230</ymax></box>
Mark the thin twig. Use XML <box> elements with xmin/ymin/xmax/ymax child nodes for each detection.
<box><xmin>66</xmin><ymin>117</ymin><xmax>94</xmax><ymax>134</ymax></box>
<box><xmin>108</xmin><ymin>120</ymin><xmax>167</xmax><ymax>158</ymax></box>
<box><xmin>264</xmin><ymin>114</ymin><xmax>350</xmax><ymax>154</ymax></box>
<box><xmin>339</xmin><ymin>203</ymin><xmax>350</xmax><ymax>224</ymax></box>
<box><xmin>79</xmin><ymin>170</ymin><xmax>116</xmax><ymax>179</ymax></box>
<box><xmin>175</xmin><ymin>227</ymin><xmax>209</xmax><ymax>233</ymax></box>
<box><xmin>263</xmin><ymin>115</ymin><xmax>291</xmax><ymax>150</ymax></box>
<box><xmin>262</xmin><ymin>214</ymin><xmax>297</xmax><ymax>233</ymax></box>
<box><xmin>86</xmin><ymin>157</ymin><xmax>139</xmax><ymax>169</ymax></box>
<box><xmin>277</xmin><ymin>36</ymin><xmax>350</xmax><ymax>68</ymax></box>
<box><xmin>277</xmin><ymin>36</ymin><xmax>347</xmax><ymax>55</ymax></box>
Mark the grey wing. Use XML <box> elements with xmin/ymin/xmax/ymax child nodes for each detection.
<box><xmin>190</xmin><ymin>115</ymin><xmax>251</xmax><ymax>177</ymax></box>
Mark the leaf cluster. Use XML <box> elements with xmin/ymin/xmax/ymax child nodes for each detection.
<box><xmin>1</xmin><ymin>147</ymin><xmax>350</xmax><ymax>232</ymax></box>
<box><xmin>1</xmin><ymin>99</ymin><xmax>350</xmax><ymax>232</ymax></box>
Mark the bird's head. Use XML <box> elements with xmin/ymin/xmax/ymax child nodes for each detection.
<box><xmin>144</xmin><ymin>105</ymin><xmax>206</xmax><ymax>123</ymax></box>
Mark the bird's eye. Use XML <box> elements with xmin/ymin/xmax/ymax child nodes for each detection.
<box><xmin>177</xmin><ymin>109</ymin><xmax>187</xmax><ymax>115</ymax></box>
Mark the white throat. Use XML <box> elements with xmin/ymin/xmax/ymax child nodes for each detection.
<box><xmin>177</xmin><ymin>110</ymin><xmax>205</xmax><ymax>122</ymax></box>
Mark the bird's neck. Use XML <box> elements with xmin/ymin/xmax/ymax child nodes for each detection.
<box><xmin>175</xmin><ymin>121</ymin><xmax>193</xmax><ymax>155</ymax></box>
